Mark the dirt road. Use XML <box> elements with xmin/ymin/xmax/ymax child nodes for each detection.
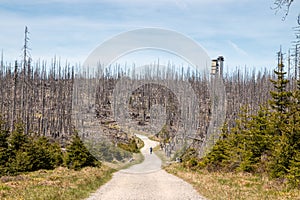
<box><xmin>86</xmin><ymin>134</ymin><xmax>206</xmax><ymax>200</ymax></box>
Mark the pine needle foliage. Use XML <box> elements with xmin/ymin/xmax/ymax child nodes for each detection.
<box><xmin>197</xmin><ymin>50</ymin><xmax>300</xmax><ymax>187</ymax></box>
<box><xmin>65</xmin><ymin>133</ymin><xmax>100</xmax><ymax>170</ymax></box>
<box><xmin>0</xmin><ymin>119</ymin><xmax>99</xmax><ymax>176</ymax></box>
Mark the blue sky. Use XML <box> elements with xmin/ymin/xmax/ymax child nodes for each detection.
<box><xmin>0</xmin><ymin>0</ymin><xmax>299</xmax><ymax>73</ymax></box>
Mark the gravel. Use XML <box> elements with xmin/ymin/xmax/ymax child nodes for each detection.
<box><xmin>86</xmin><ymin>134</ymin><xmax>206</xmax><ymax>200</ymax></box>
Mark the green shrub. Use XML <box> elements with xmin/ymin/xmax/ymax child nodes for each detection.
<box><xmin>0</xmin><ymin>123</ymin><xmax>10</xmax><ymax>176</ymax></box>
<box><xmin>65</xmin><ymin>134</ymin><xmax>100</xmax><ymax>170</ymax></box>
<box><xmin>3</xmin><ymin>122</ymin><xmax>64</xmax><ymax>174</ymax></box>
<box><xmin>287</xmin><ymin>152</ymin><xmax>300</xmax><ymax>188</ymax></box>
<box><xmin>117</xmin><ymin>138</ymin><xmax>140</xmax><ymax>153</ymax></box>
<box><xmin>186</xmin><ymin>157</ymin><xmax>199</xmax><ymax>169</ymax></box>
<box><xmin>6</xmin><ymin>123</ymin><xmax>31</xmax><ymax>174</ymax></box>
<box><xmin>9</xmin><ymin>150</ymin><xmax>32</xmax><ymax>173</ymax></box>
<box><xmin>8</xmin><ymin>123</ymin><xmax>29</xmax><ymax>152</ymax></box>
<box><xmin>27</xmin><ymin>136</ymin><xmax>63</xmax><ymax>171</ymax></box>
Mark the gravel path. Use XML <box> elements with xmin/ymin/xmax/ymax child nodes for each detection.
<box><xmin>86</xmin><ymin>134</ymin><xmax>206</xmax><ymax>200</ymax></box>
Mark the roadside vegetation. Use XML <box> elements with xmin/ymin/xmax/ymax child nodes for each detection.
<box><xmin>0</xmin><ymin>166</ymin><xmax>114</xmax><ymax>200</ymax></box>
<box><xmin>0</xmin><ymin>5</ymin><xmax>299</xmax><ymax>198</ymax></box>
<box><xmin>0</xmin><ymin>119</ymin><xmax>114</xmax><ymax>199</ymax></box>
<box><xmin>0</xmin><ymin>119</ymin><xmax>145</xmax><ymax>199</ymax></box>
<box><xmin>165</xmin><ymin>163</ymin><xmax>300</xmax><ymax>200</ymax></box>
<box><xmin>0</xmin><ymin>120</ymin><xmax>101</xmax><ymax>176</ymax></box>
<box><xmin>0</xmin><ymin>122</ymin><xmax>114</xmax><ymax>199</ymax></box>
<box><xmin>165</xmin><ymin>52</ymin><xmax>300</xmax><ymax>199</ymax></box>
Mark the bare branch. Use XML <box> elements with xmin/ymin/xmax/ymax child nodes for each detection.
<box><xmin>272</xmin><ymin>0</ymin><xmax>294</xmax><ymax>20</ymax></box>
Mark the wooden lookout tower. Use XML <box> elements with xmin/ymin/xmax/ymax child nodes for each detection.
<box><xmin>211</xmin><ymin>56</ymin><xmax>224</xmax><ymax>77</ymax></box>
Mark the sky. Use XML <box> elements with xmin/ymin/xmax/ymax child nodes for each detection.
<box><xmin>0</xmin><ymin>0</ymin><xmax>300</xmax><ymax>73</ymax></box>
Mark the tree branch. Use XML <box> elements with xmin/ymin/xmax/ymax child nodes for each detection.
<box><xmin>272</xmin><ymin>0</ymin><xmax>294</xmax><ymax>20</ymax></box>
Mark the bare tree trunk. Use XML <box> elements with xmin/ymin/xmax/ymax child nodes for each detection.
<box><xmin>11</xmin><ymin>61</ymin><xmax>18</xmax><ymax>131</ymax></box>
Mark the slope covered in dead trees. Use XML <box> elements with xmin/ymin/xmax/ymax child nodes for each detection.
<box><xmin>182</xmin><ymin>51</ymin><xmax>300</xmax><ymax>187</ymax></box>
<box><xmin>1</xmin><ymin>26</ymin><xmax>299</xmax><ymax>181</ymax></box>
<box><xmin>0</xmin><ymin>59</ymin><xmax>286</xmax><ymax>166</ymax></box>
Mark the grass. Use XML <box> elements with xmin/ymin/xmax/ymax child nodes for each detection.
<box><xmin>104</xmin><ymin>151</ymin><xmax>145</xmax><ymax>170</ymax></box>
<box><xmin>153</xmin><ymin>145</ymin><xmax>172</xmax><ymax>167</ymax></box>
<box><xmin>148</xmin><ymin>135</ymin><xmax>160</xmax><ymax>142</ymax></box>
<box><xmin>104</xmin><ymin>134</ymin><xmax>145</xmax><ymax>170</ymax></box>
<box><xmin>121</xmin><ymin>152</ymin><xmax>145</xmax><ymax>169</ymax></box>
<box><xmin>0</xmin><ymin>166</ymin><xmax>115</xmax><ymax>200</ymax></box>
<box><xmin>165</xmin><ymin>163</ymin><xmax>300</xmax><ymax>200</ymax></box>
<box><xmin>0</xmin><ymin>135</ymin><xmax>145</xmax><ymax>200</ymax></box>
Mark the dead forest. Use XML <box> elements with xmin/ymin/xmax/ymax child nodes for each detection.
<box><xmin>0</xmin><ymin>58</ymin><xmax>74</xmax><ymax>145</ymax></box>
<box><xmin>74</xmin><ymin>65</ymin><xmax>277</xmax><ymax>155</ymax></box>
<box><xmin>1</xmin><ymin>27</ymin><xmax>299</xmax><ymax>157</ymax></box>
<box><xmin>0</xmin><ymin>58</ymin><xmax>297</xmax><ymax>152</ymax></box>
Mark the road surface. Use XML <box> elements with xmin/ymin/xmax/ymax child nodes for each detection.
<box><xmin>86</xmin><ymin>134</ymin><xmax>206</xmax><ymax>200</ymax></box>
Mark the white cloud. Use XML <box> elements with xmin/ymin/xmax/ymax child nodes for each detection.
<box><xmin>227</xmin><ymin>40</ymin><xmax>248</xmax><ymax>56</ymax></box>
<box><xmin>0</xmin><ymin>0</ymin><xmax>297</xmax><ymax>72</ymax></box>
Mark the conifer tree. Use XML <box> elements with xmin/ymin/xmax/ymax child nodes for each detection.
<box><xmin>268</xmin><ymin>50</ymin><xmax>299</xmax><ymax>180</ymax></box>
<box><xmin>268</xmin><ymin>51</ymin><xmax>292</xmax><ymax>179</ymax></box>
<box><xmin>8</xmin><ymin>122</ymin><xmax>28</xmax><ymax>153</ymax></box>
<box><xmin>286</xmin><ymin>63</ymin><xmax>300</xmax><ymax>185</ymax></box>
<box><xmin>0</xmin><ymin>117</ymin><xmax>9</xmax><ymax>175</ymax></box>
<box><xmin>269</xmin><ymin>51</ymin><xmax>292</xmax><ymax>116</ymax></box>
<box><xmin>28</xmin><ymin>136</ymin><xmax>63</xmax><ymax>171</ymax></box>
<box><xmin>65</xmin><ymin>133</ymin><xmax>100</xmax><ymax>170</ymax></box>
<box><xmin>6</xmin><ymin>122</ymin><xmax>63</xmax><ymax>173</ymax></box>
<box><xmin>197</xmin><ymin>49</ymin><xmax>300</xmax><ymax>186</ymax></box>
<box><xmin>7</xmin><ymin>122</ymin><xmax>32</xmax><ymax>173</ymax></box>
<box><xmin>237</xmin><ymin>107</ymin><xmax>275</xmax><ymax>173</ymax></box>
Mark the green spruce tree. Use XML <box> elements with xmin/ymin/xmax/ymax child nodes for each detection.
<box><xmin>27</xmin><ymin>136</ymin><xmax>63</xmax><ymax>171</ymax></box>
<box><xmin>286</xmin><ymin>64</ymin><xmax>300</xmax><ymax>186</ymax></box>
<box><xmin>269</xmin><ymin>51</ymin><xmax>291</xmax><ymax>112</ymax></box>
<box><xmin>0</xmin><ymin>116</ymin><xmax>10</xmax><ymax>175</ymax></box>
<box><xmin>7</xmin><ymin>122</ymin><xmax>32</xmax><ymax>173</ymax></box>
<box><xmin>268</xmin><ymin>50</ymin><xmax>297</xmax><ymax>180</ymax></box>
<box><xmin>65</xmin><ymin>133</ymin><xmax>100</xmax><ymax>170</ymax></box>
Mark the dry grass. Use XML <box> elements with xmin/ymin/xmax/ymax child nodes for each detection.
<box><xmin>0</xmin><ymin>166</ymin><xmax>114</xmax><ymax>200</ymax></box>
<box><xmin>165</xmin><ymin>163</ymin><xmax>300</xmax><ymax>200</ymax></box>
<box><xmin>104</xmin><ymin>151</ymin><xmax>144</xmax><ymax>170</ymax></box>
<box><xmin>148</xmin><ymin>135</ymin><xmax>160</xmax><ymax>142</ymax></box>
<box><xmin>153</xmin><ymin>145</ymin><xmax>173</xmax><ymax>167</ymax></box>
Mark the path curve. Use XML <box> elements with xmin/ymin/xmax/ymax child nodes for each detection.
<box><xmin>86</xmin><ymin>134</ymin><xmax>206</xmax><ymax>200</ymax></box>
